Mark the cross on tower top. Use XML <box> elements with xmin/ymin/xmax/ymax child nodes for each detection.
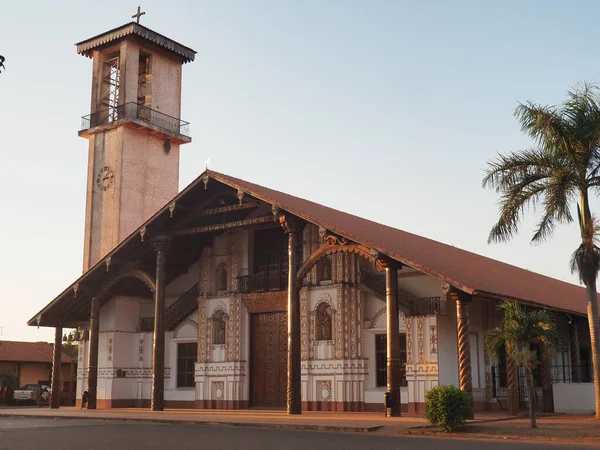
<box><xmin>132</xmin><ymin>6</ymin><xmax>145</xmax><ymax>24</ymax></box>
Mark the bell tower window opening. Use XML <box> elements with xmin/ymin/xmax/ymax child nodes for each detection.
<box><xmin>100</xmin><ymin>56</ymin><xmax>120</xmax><ymax>123</ymax></box>
<box><xmin>138</xmin><ymin>53</ymin><xmax>151</xmax><ymax>107</ymax></box>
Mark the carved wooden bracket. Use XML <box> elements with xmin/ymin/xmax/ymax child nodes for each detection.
<box><xmin>279</xmin><ymin>214</ymin><xmax>305</xmax><ymax>234</ymax></box>
<box><xmin>441</xmin><ymin>282</ymin><xmax>471</xmax><ymax>303</ymax></box>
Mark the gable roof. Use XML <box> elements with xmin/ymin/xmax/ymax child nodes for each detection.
<box><xmin>0</xmin><ymin>340</ymin><xmax>75</xmax><ymax>364</ymax></box>
<box><xmin>208</xmin><ymin>171</ymin><xmax>590</xmax><ymax>316</ymax></box>
<box><xmin>28</xmin><ymin>169</ymin><xmax>591</xmax><ymax>327</ymax></box>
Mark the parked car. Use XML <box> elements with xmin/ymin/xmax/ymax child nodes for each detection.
<box><xmin>13</xmin><ymin>384</ymin><xmax>50</xmax><ymax>405</ymax></box>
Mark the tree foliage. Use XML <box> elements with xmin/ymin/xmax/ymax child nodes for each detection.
<box><xmin>424</xmin><ymin>385</ymin><xmax>473</xmax><ymax>432</ymax></box>
<box><xmin>483</xmin><ymin>81</ymin><xmax>600</xmax><ymax>418</ymax></box>
<box><xmin>484</xmin><ymin>300</ymin><xmax>559</xmax><ymax>427</ymax></box>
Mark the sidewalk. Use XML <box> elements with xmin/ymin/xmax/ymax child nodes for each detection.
<box><xmin>407</xmin><ymin>414</ymin><xmax>600</xmax><ymax>444</ymax></box>
<box><xmin>0</xmin><ymin>407</ymin><xmax>428</xmax><ymax>433</ymax></box>
<box><xmin>0</xmin><ymin>406</ymin><xmax>598</xmax><ymax>444</ymax></box>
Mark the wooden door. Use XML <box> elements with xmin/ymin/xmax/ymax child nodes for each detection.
<box><xmin>251</xmin><ymin>312</ymin><xmax>287</xmax><ymax>407</ymax></box>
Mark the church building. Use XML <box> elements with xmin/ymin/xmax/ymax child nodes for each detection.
<box><xmin>29</xmin><ymin>18</ymin><xmax>595</xmax><ymax>416</ymax></box>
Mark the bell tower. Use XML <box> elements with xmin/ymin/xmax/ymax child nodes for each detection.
<box><xmin>76</xmin><ymin>18</ymin><xmax>196</xmax><ymax>270</ymax></box>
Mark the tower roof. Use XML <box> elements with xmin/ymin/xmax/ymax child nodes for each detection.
<box><xmin>75</xmin><ymin>22</ymin><xmax>196</xmax><ymax>63</ymax></box>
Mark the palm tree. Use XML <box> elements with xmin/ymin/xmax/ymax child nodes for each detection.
<box><xmin>483</xmin><ymin>81</ymin><xmax>600</xmax><ymax>418</ymax></box>
<box><xmin>485</xmin><ymin>300</ymin><xmax>559</xmax><ymax>427</ymax></box>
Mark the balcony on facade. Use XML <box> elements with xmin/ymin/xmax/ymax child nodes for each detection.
<box><xmin>79</xmin><ymin>102</ymin><xmax>191</xmax><ymax>143</ymax></box>
<box><xmin>237</xmin><ymin>271</ymin><xmax>288</xmax><ymax>294</ymax></box>
<box><xmin>359</xmin><ymin>268</ymin><xmax>445</xmax><ymax>316</ymax></box>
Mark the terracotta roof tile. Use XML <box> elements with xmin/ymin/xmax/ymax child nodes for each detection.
<box><xmin>0</xmin><ymin>340</ymin><xmax>75</xmax><ymax>364</ymax></box>
<box><xmin>210</xmin><ymin>171</ymin><xmax>590</xmax><ymax>316</ymax></box>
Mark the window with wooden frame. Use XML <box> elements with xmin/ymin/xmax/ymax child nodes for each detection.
<box><xmin>177</xmin><ymin>342</ymin><xmax>198</xmax><ymax>388</ymax></box>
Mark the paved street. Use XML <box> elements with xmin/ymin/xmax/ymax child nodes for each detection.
<box><xmin>0</xmin><ymin>418</ymin><xmax>597</xmax><ymax>450</ymax></box>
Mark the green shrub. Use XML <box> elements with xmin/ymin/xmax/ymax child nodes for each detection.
<box><xmin>424</xmin><ymin>385</ymin><xmax>473</xmax><ymax>432</ymax></box>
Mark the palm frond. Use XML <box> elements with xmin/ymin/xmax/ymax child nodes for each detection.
<box><xmin>484</xmin><ymin>81</ymin><xmax>600</xmax><ymax>248</ymax></box>
<box><xmin>484</xmin><ymin>300</ymin><xmax>559</xmax><ymax>367</ymax></box>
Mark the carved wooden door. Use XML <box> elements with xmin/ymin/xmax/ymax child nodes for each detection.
<box><xmin>251</xmin><ymin>312</ymin><xmax>287</xmax><ymax>407</ymax></box>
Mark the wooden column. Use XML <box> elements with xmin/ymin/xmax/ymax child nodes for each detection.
<box><xmin>456</xmin><ymin>294</ymin><xmax>473</xmax><ymax>394</ymax></box>
<box><xmin>453</xmin><ymin>291</ymin><xmax>474</xmax><ymax>417</ymax></box>
<box><xmin>151</xmin><ymin>236</ymin><xmax>171</xmax><ymax>412</ymax></box>
<box><xmin>281</xmin><ymin>214</ymin><xmax>304</xmax><ymax>415</ymax></box>
<box><xmin>386</xmin><ymin>264</ymin><xmax>402</xmax><ymax>417</ymax></box>
<box><xmin>50</xmin><ymin>326</ymin><xmax>62</xmax><ymax>409</ymax></box>
<box><xmin>570</xmin><ymin>320</ymin><xmax>581</xmax><ymax>383</ymax></box>
<box><xmin>506</xmin><ymin>355</ymin><xmax>519</xmax><ymax>415</ymax></box>
<box><xmin>87</xmin><ymin>296</ymin><xmax>100</xmax><ymax>409</ymax></box>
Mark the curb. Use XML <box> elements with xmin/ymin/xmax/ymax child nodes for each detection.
<box><xmin>404</xmin><ymin>429</ymin><xmax>600</xmax><ymax>445</ymax></box>
<box><xmin>0</xmin><ymin>413</ymin><xmax>382</xmax><ymax>433</ymax></box>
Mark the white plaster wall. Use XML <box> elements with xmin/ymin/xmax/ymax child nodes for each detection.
<box><xmin>165</xmin><ymin>311</ymin><xmax>198</xmax><ymax>402</ymax></box>
<box><xmin>553</xmin><ymin>383</ymin><xmax>596</xmax><ymax>414</ymax></box>
<box><xmin>399</xmin><ymin>275</ymin><xmax>442</xmax><ymax>297</ymax></box>
<box><xmin>469</xmin><ymin>297</ymin><xmax>485</xmax><ymax>390</ymax></box>
<box><xmin>437</xmin><ymin>300</ymin><xmax>459</xmax><ymax>387</ymax></box>
<box><xmin>76</xmin><ymin>339</ymin><xmax>89</xmax><ymax>400</ymax></box>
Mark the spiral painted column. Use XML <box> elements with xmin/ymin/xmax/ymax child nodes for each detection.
<box><xmin>456</xmin><ymin>295</ymin><xmax>472</xmax><ymax>393</ymax></box>
<box><xmin>570</xmin><ymin>320</ymin><xmax>581</xmax><ymax>383</ymax></box>
<box><xmin>50</xmin><ymin>326</ymin><xmax>63</xmax><ymax>409</ymax></box>
<box><xmin>506</xmin><ymin>354</ymin><xmax>519</xmax><ymax>415</ymax></box>
<box><xmin>455</xmin><ymin>292</ymin><xmax>473</xmax><ymax>417</ymax></box>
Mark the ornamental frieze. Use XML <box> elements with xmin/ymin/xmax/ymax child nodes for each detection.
<box><xmin>241</xmin><ymin>291</ymin><xmax>287</xmax><ymax>313</ymax></box>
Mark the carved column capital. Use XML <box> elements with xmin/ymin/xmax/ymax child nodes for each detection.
<box><xmin>151</xmin><ymin>236</ymin><xmax>172</xmax><ymax>253</ymax></box>
<box><xmin>378</xmin><ymin>255</ymin><xmax>402</xmax><ymax>271</ymax></box>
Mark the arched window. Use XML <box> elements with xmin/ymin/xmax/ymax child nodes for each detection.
<box><xmin>318</xmin><ymin>255</ymin><xmax>333</xmax><ymax>283</ymax></box>
<box><xmin>216</xmin><ymin>263</ymin><xmax>228</xmax><ymax>292</ymax></box>
<box><xmin>316</xmin><ymin>303</ymin><xmax>332</xmax><ymax>341</ymax></box>
<box><xmin>212</xmin><ymin>310</ymin><xmax>227</xmax><ymax>345</ymax></box>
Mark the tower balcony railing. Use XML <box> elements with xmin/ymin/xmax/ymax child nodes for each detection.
<box><xmin>80</xmin><ymin>102</ymin><xmax>190</xmax><ymax>136</ymax></box>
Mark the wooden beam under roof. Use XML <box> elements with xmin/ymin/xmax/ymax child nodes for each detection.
<box><xmin>199</xmin><ymin>201</ymin><xmax>259</xmax><ymax>216</ymax></box>
<box><xmin>169</xmin><ymin>215</ymin><xmax>274</xmax><ymax>237</ymax></box>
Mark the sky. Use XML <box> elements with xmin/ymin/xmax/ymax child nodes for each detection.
<box><xmin>2</xmin><ymin>0</ymin><xmax>600</xmax><ymax>342</ymax></box>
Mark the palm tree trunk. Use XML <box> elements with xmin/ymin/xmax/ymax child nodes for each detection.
<box><xmin>525</xmin><ymin>367</ymin><xmax>537</xmax><ymax>428</ymax></box>
<box><xmin>584</xmin><ymin>275</ymin><xmax>600</xmax><ymax>419</ymax></box>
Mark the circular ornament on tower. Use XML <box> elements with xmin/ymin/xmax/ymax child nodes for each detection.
<box><xmin>96</xmin><ymin>166</ymin><xmax>115</xmax><ymax>191</ymax></box>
